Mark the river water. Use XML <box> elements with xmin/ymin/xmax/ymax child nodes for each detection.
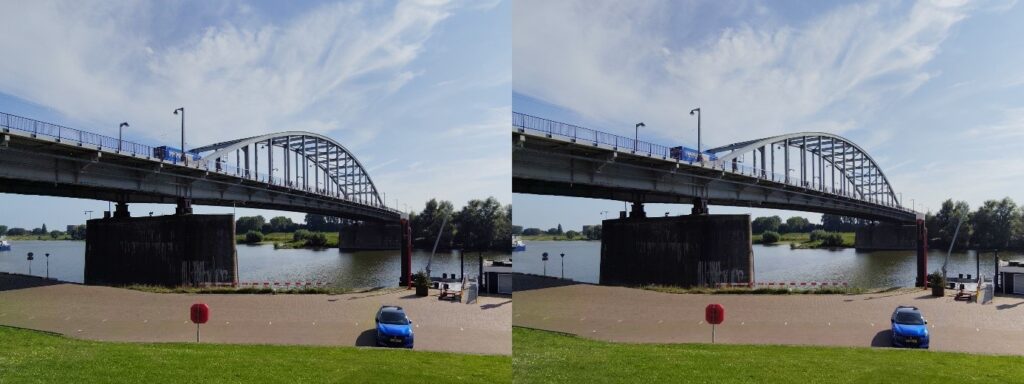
<box><xmin>513</xmin><ymin>240</ymin><xmax>1024</xmax><ymax>288</ymax></box>
<box><xmin>0</xmin><ymin>240</ymin><xmax>500</xmax><ymax>289</ymax></box>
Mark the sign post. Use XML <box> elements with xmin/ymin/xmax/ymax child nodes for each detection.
<box><xmin>542</xmin><ymin>252</ymin><xmax>549</xmax><ymax>276</ymax></box>
<box><xmin>190</xmin><ymin>303</ymin><xmax>210</xmax><ymax>342</ymax></box>
<box><xmin>705</xmin><ymin>304</ymin><xmax>724</xmax><ymax>343</ymax></box>
<box><xmin>27</xmin><ymin>252</ymin><xmax>34</xmax><ymax>275</ymax></box>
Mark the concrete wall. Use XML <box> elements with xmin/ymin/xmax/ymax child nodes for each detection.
<box><xmin>84</xmin><ymin>214</ymin><xmax>237</xmax><ymax>287</ymax></box>
<box><xmin>855</xmin><ymin>223</ymin><xmax>917</xmax><ymax>251</ymax></box>
<box><xmin>339</xmin><ymin>221</ymin><xmax>401</xmax><ymax>251</ymax></box>
<box><xmin>600</xmin><ymin>214</ymin><xmax>753</xmax><ymax>287</ymax></box>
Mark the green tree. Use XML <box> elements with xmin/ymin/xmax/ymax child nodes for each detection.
<box><xmin>785</xmin><ymin>216</ymin><xmax>810</xmax><ymax>233</ymax></box>
<box><xmin>243</xmin><ymin>230</ymin><xmax>264</xmax><ymax>244</ymax></box>
<box><xmin>522</xmin><ymin>228</ymin><xmax>542</xmax><ymax>236</ymax></box>
<box><xmin>6</xmin><ymin>227</ymin><xmax>27</xmax><ymax>236</ymax></box>
<box><xmin>269</xmin><ymin>216</ymin><xmax>296</xmax><ymax>233</ymax></box>
<box><xmin>236</xmin><ymin>216</ymin><xmax>266</xmax><ymax>234</ymax></box>
<box><xmin>49</xmin><ymin>230</ymin><xmax>61</xmax><ymax>239</ymax></box>
<box><xmin>411</xmin><ymin>199</ymin><xmax>455</xmax><ymax>249</ymax></box>
<box><xmin>761</xmin><ymin>231</ymin><xmax>780</xmax><ymax>244</ymax></box>
<box><xmin>565</xmin><ymin>230</ymin><xmax>580</xmax><ymax>239</ymax></box>
<box><xmin>971</xmin><ymin>197</ymin><xmax>1021</xmax><ymax>249</ymax></box>
<box><xmin>751</xmin><ymin>216</ymin><xmax>781</xmax><ymax>234</ymax></box>
<box><xmin>512</xmin><ymin>225</ymin><xmax>523</xmax><ymax>235</ymax></box>
<box><xmin>0</xmin><ymin>225</ymin><xmax>7</xmax><ymax>235</ymax></box>
<box><xmin>556</xmin><ymin>224</ymin><xmax>563</xmax><ymax>235</ymax></box>
<box><xmin>452</xmin><ymin>197</ymin><xmax>507</xmax><ymax>251</ymax></box>
<box><xmin>67</xmin><ymin>225</ymin><xmax>86</xmax><ymax>240</ymax></box>
<box><xmin>927</xmin><ymin>199</ymin><xmax>972</xmax><ymax>249</ymax></box>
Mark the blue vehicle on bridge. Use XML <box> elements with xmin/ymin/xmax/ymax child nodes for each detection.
<box><xmin>153</xmin><ymin>146</ymin><xmax>201</xmax><ymax>164</ymax></box>
<box><xmin>669</xmin><ymin>146</ymin><xmax>717</xmax><ymax>162</ymax></box>
<box><xmin>890</xmin><ymin>306</ymin><xmax>929</xmax><ymax>348</ymax></box>
<box><xmin>375</xmin><ymin>305</ymin><xmax>414</xmax><ymax>348</ymax></box>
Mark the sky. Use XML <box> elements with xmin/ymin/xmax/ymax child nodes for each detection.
<box><xmin>513</xmin><ymin>0</ymin><xmax>1024</xmax><ymax>232</ymax></box>
<box><xmin>0</xmin><ymin>0</ymin><xmax>510</xmax><ymax>229</ymax></box>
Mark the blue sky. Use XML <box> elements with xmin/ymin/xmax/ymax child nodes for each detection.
<box><xmin>513</xmin><ymin>0</ymin><xmax>1024</xmax><ymax>231</ymax></box>
<box><xmin>0</xmin><ymin>0</ymin><xmax>509</xmax><ymax>229</ymax></box>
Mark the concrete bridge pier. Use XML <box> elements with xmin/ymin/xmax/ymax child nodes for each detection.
<box><xmin>916</xmin><ymin>219</ymin><xmax>928</xmax><ymax>288</ymax></box>
<box><xmin>600</xmin><ymin>213</ymin><xmax>753</xmax><ymax>287</ymax></box>
<box><xmin>85</xmin><ymin>205</ymin><xmax>237</xmax><ymax>287</ymax></box>
<box><xmin>338</xmin><ymin>221</ymin><xmax>401</xmax><ymax>251</ymax></box>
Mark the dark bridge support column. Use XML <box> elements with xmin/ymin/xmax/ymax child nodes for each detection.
<box><xmin>175</xmin><ymin>198</ymin><xmax>193</xmax><ymax>215</ymax></box>
<box><xmin>629</xmin><ymin>202</ymin><xmax>646</xmax><ymax>219</ymax></box>
<box><xmin>113</xmin><ymin>201</ymin><xmax>130</xmax><ymax>219</ymax></box>
<box><xmin>85</xmin><ymin>214</ymin><xmax>237</xmax><ymax>287</ymax></box>
<box><xmin>400</xmin><ymin>218</ymin><xmax>412</xmax><ymax>288</ymax></box>
<box><xmin>339</xmin><ymin>221</ymin><xmax>401</xmax><ymax>251</ymax></box>
<box><xmin>917</xmin><ymin>218</ymin><xmax>928</xmax><ymax>288</ymax></box>
<box><xmin>600</xmin><ymin>214</ymin><xmax>753</xmax><ymax>287</ymax></box>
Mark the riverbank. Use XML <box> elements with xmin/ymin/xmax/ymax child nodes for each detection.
<box><xmin>235</xmin><ymin>231</ymin><xmax>339</xmax><ymax>249</ymax></box>
<box><xmin>0</xmin><ymin>326</ymin><xmax>510</xmax><ymax>383</ymax></box>
<box><xmin>752</xmin><ymin>232</ymin><xmax>855</xmax><ymax>248</ymax></box>
<box><xmin>513</xmin><ymin>327</ymin><xmax>1024</xmax><ymax>383</ymax></box>
<box><xmin>2</xmin><ymin>234</ymin><xmax>80</xmax><ymax>241</ymax></box>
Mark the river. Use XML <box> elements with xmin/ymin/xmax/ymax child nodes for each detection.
<box><xmin>0</xmin><ymin>240</ymin><xmax>501</xmax><ymax>289</ymax></box>
<box><xmin>512</xmin><ymin>240</ymin><xmax>1024</xmax><ymax>288</ymax></box>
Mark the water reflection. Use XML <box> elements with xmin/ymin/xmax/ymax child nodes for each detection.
<box><xmin>514</xmin><ymin>240</ymin><xmax>1024</xmax><ymax>288</ymax></box>
<box><xmin>0</xmin><ymin>240</ymin><xmax>505</xmax><ymax>289</ymax></box>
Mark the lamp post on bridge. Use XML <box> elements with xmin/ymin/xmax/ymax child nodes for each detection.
<box><xmin>634</xmin><ymin>122</ymin><xmax>645</xmax><ymax>152</ymax></box>
<box><xmin>689</xmin><ymin>107</ymin><xmax>702</xmax><ymax>161</ymax></box>
<box><xmin>173</xmin><ymin>107</ymin><xmax>186</xmax><ymax>166</ymax></box>
<box><xmin>118</xmin><ymin>122</ymin><xmax>129</xmax><ymax>152</ymax></box>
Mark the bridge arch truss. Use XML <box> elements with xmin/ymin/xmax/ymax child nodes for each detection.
<box><xmin>706</xmin><ymin>132</ymin><xmax>900</xmax><ymax>208</ymax></box>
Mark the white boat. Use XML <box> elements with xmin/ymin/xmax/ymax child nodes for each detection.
<box><xmin>0</xmin><ymin>239</ymin><xmax>11</xmax><ymax>252</ymax></box>
<box><xmin>512</xmin><ymin>235</ymin><xmax>526</xmax><ymax>252</ymax></box>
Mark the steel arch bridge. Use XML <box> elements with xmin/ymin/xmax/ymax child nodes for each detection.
<box><xmin>0</xmin><ymin>112</ymin><xmax>397</xmax><ymax>222</ymax></box>
<box><xmin>705</xmin><ymin>132</ymin><xmax>900</xmax><ymax>208</ymax></box>
<box><xmin>512</xmin><ymin>112</ymin><xmax>915</xmax><ymax>223</ymax></box>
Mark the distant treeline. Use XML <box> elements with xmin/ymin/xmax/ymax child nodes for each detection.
<box><xmin>925</xmin><ymin>197</ymin><xmax>1024</xmax><ymax>251</ymax></box>
<box><xmin>0</xmin><ymin>224</ymin><xmax>86</xmax><ymax>240</ymax></box>
<box><xmin>751</xmin><ymin>214</ymin><xmax>868</xmax><ymax>234</ymax></box>
<box><xmin>234</xmin><ymin>196</ymin><xmax>512</xmax><ymax>252</ymax></box>
<box><xmin>512</xmin><ymin>224</ymin><xmax>602</xmax><ymax>240</ymax></box>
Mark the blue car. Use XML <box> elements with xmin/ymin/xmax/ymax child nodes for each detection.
<box><xmin>890</xmin><ymin>306</ymin><xmax>929</xmax><ymax>349</ymax></box>
<box><xmin>375</xmin><ymin>305</ymin><xmax>414</xmax><ymax>348</ymax></box>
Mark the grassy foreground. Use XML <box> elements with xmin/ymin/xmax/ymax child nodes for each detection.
<box><xmin>0</xmin><ymin>326</ymin><xmax>509</xmax><ymax>383</ymax></box>
<box><xmin>513</xmin><ymin>327</ymin><xmax>1024</xmax><ymax>383</ymax></box>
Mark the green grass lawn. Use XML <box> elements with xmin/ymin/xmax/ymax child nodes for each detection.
<box><xmin>0</xmin><ymin>326</ymin><xmax>509</xmax><ymax>383</ymax></box>
<box><xmin>513</xmin><ymin>327</ymin><xmax>1024</xmax><ymax>383</ymax></box>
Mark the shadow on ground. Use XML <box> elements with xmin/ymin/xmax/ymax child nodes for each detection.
<box><xmin>870</xmin><ymin>329</ymin><xmax>893</xmax><ymax>347</ymax></box>
<box><xmin>997</xmin><ymin>301</ymin><xmax>1024</xmax><ymax>310</ymax></box>
<box><xmin>355</xmin><ymin>329</ymin><xmax>377</xmax><ymax>347</ymax></box>
<box><xmin>0</xmin><ymin>273</ymin><xmax>66</xmax><ymax>292</ymax></box>
<box><xmin>481</xmin><ymin>300</ymin><xmax>511</xmax><ymax>310</ymax></box>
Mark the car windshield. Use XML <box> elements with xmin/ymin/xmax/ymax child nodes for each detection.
<box><xmin>379</xmin><ymin>311</ymin><xmax>409</xmax><ymax>325</ymax></box>
<box><xmin>895</xmin><ymin>311</ymin><xmax>924</xmax><ymax>325</ymax></box>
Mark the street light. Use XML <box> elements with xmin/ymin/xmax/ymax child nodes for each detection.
<box><xmin>600</xmin><ymin>211</ymin><xmax>608</xmax><ymax>220</ymax></box>
<box><xmin>27</xmin><ymin>252</ymin><xmax>33</xmax><ymax>275</ymax></box>
<box><xmin>83</xmin><ymin>210</ymin><xmax>93</xmax><ymax>220</ymax></box>
<box><xmin>118</xmin><ymin>122</ymin><xmax>129</xmax><ymax>151</ymax></box>
<box><xmin>45</xmin><ymin>253</ymin><xmax>50</xmax><ymax>279</ymax></box>
<box><xmin>689</xmin><ymin>107</ymin><xmax>702</xmax><ymax>161</ymax></box>
<box><xmin>542</xmin><ymin>252</ymin><xmax>549</xmax><ymax>276</ymax></box>
<box><xmin>173</xmin><ymin>107</ymin><xmax>186</xmax><ymax>166</ymax></box>
<box><xmin>560</xmin><ymin>253</ymin><xmax>565</xmax><ymax>279</ymax></box>
<box><xmin>634</xmin><ymin>122</ymin><xmax>645</xmax><ymax>151</ymax></box>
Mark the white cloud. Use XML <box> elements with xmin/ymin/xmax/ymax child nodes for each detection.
<box><xmin>0</xmin><ymin>0</ymin><xmax>450</xmax><ymax>147</ymax></box>
<box><xmin>513</xmin><ymin>0</ymin><xmax>968</xmax><ymax>147</ymax></box>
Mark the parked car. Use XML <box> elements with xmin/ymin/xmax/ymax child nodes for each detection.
<box><xmin>890</xmin><ymin>306</ymin><xmax>929</xmax><ymax>349</ymax></box>
<box><xmin>375</xmin><ymin>305</ymin><xmax>414</xmax><ymax>348</ymax></box>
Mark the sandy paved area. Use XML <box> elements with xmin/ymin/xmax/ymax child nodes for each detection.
<box><xmin>0</xmin><ymin>274</ymin><xmax>511</xmax><ymax>355</ymax></box>
<box><xmin>514</xmin><ymin>275</ymin><xmax>1024</xmax><ymax>355</ymax></box>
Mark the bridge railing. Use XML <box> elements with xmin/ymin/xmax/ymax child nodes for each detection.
<box><xmin>1</xmin><ymin>112</ymin><xmax>156</xmax><ymax>158</ymax></box>
<box><xmin>2</xmin><ymin>111</ymin><xmax>400</xmax><ymax>215</ymax></box>
<box><xmin>514</xmin><ymin>111</ymin><xmax>914</xmax><ymax>213</ymax></box>
<box><xmin>513</xmin><ymin>112</ymin><xmax>673</xmax><ymax>158</ymax></box>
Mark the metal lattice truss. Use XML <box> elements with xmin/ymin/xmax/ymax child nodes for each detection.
<box><xmin>706</xmin><ymin>133</ymin><xmax>900</xmax><ymax>208</ymax></box>
<box><xmin>191</xmin><ymin>132</ymin><xmax>383</xmax><ymax>207</ymax></box>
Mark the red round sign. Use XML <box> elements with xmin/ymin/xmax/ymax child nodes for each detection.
<box><xmin>705</xmin><ymin>304</ymin><xmax>724</xmax><ymax>325</ymax></box>
<box><xmin>190</xmin><ymin>303</ymin><xmax>209</xmax><ymax>324</ymax></box>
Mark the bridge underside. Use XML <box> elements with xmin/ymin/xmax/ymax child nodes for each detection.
<box><xmin>513</xmin><ymin>132</ymin><xmax>915</xmax><ymax>223</ymax></box>
<box><xmin>0</xmin><ymin>132</ymin><xmax>397</xmax><ymax>222</ymax></box>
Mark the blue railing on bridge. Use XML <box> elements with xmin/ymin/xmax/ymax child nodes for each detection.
<box><xmin>513</xmin><ymin>111</ymin><xmax>913</xmax><ymax>213</ymax></box>
<box><xmin>1</xmin><ymin>111</ymin><xmax>399</xmax><ymax>214</ymax></box>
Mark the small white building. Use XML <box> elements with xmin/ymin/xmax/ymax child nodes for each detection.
<box><xmin>998</xmin><ymin>261</ymin><xmax>1024</xmax><ymax>295</ymax></box>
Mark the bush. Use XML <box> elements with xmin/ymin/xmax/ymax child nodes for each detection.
<box><xmin>761</xmin><ymin>231</ymin><xmax>780</xmax><ymax>244</ymax></box>
<box><xmin>809</xmin><ymin>230</ymin><xmax>828</xmax><ymax>242</ymax></box>
<box><xmin>292</xmin><ymin>229</ymin><xmax>311</xmax><ymax>242</ymax></box>
<box><xmin>413</xmin><ymin>271</ymin><xmax>431</xmax><ymax>288</ymax></box>
<box><xmin>820</xmin><ymin>232</ymin><xmax>844</xmax><ymax>247</ymax></box>
<box><xmin>244</xmin><ymin>230</ymin><xmax>264</xmax><ymax>244</ymax></box>
<box><xmin>306</xmin><ymin>232</ymin><xmax>328</xmax><ymax>247</ymax></box>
